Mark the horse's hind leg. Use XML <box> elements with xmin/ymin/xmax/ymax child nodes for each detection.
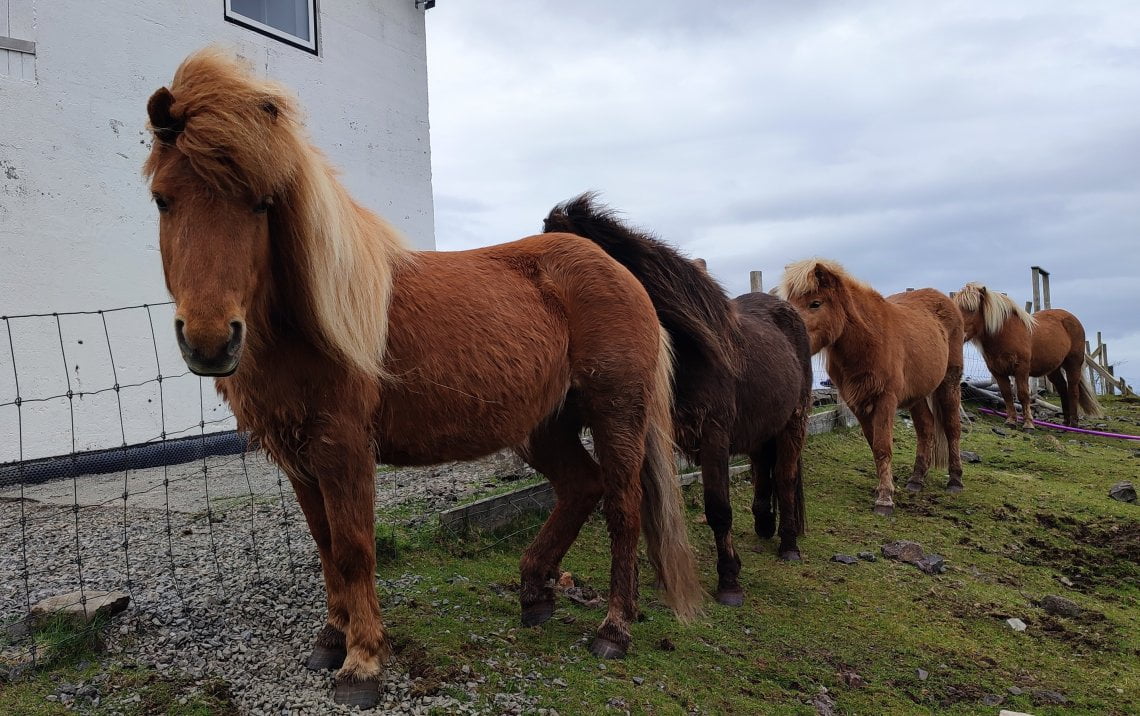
<box><xmin>935</xmin><ymin>367</ymin><xmax>964</xmax><ymax>493</ymax></box>
<box><xmin>700</xmin><ymin>429</ymin><xmax>742</xmax><ymax>606</ymax></box>
<box><xmin>518</xmin><ymin>411</ymin><xmax>603</xmax><ymax>627</ymax></box>
<box><xmin>905</xmin><ymin>398</ymin><xmax>935</xmax><ymax>493</ymax></box>
<box><xmin>1063</xmin><ymin>361</ymin><xmax>1083</xmax><ymax>427</ymax></box>
<box><xmin>284</xmin><ymin>471</ymin><xmax>348</xmax><ymax>671</ymax></box>
<box><xmin>772</xmin><ymin>416</ymin><xmax>807</xmax><ymax>562</ymax></box>
<box><xmin>750</xmin><ymin>443</ymin><xmax>777</xmax><ymax>541</ymax></box>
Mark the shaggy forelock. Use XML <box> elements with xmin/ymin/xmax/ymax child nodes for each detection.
<box><xmin>777</xmin><ymin>258</ymin><xmax>865</xmax><ymax>299</ymax></box>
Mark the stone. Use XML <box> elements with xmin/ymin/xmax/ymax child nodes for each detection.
<box><xmin>1108</xmin><ymin>481</ymin><xmax>1136</xmax><ymax>503</ymax></box>
<box><xmin>999</xmin><ymin>712</ymin><xmax>1035</xmax><ymax>716</ymax></box>
<box><xmin>881</xmin><ymin>540</ymin><xmax>924</xmax><ymax>564</ymax></box>
<box><xmin>830</xmin><ymin>554</ymin><xmax>858</xmax><ymax>565</ymax></box>
<box><xmin>632</xmin><ymin>676</ymin><xmax>645</xmax><ymax>685</ymax></box>
<box><xmin>1008</xmin><ymin>686</ymin><xmax>1023</xmax><ymax>695</ymax></box>
<box><xmin>1030</xmin><ymin>689</ymin><xmax>1068</xmax><ymax>705</ymax></box>
<box><xmin>916</xmin><ymin>555</ymin><xmax>947</xmax><ymax>575</ymax></box>
<box><xmin>1005</xmin><ymin>617</ymin><xmax>1027</xmax><ymax>632</ymax></box>
<box><xmin>916</xmin><ymin>669</ymin><xmax>928</xmax><ymax>681</ymax></box>
<box><xmin>992</xmin><ymin>427</ymin><xmax>1009</xmax><ymax>436</ymax></box>
<box><xmin>1039</xmin><ymin>595</ymin><xmax>1081</xmax><ymax>617</ymax></box>
<box><xmin>30</xmin><ymin>590</ymin><xmax>130</xmax><ymax>626</ymax></box>
<box><xmin>856</xmin><ymin>552</ymin><xmax>877</xmax><ymax>562</ymax></box>
<box><xmin>960</xmin><ymin>450</ymin><xmax>982</xmax><ymax>463</ymax></box>
<box><xmin>810</xmin><ymin>686</ymin><xmax>836</xmax><ymax>716</ymax></box>
<box><xmin>981</xmin><ymin>694</ymin><xmax>1004</xmax><ymax>706</ymax></box>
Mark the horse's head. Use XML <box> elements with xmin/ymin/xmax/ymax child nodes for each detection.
<box><xmin>952</xmin><ymin>283</ymin><xmax>988</xmax><ymax>342</ymax></box>
<box><xmin>777</xmin><ymin>259</ymin><xmax>850</xmax><ymax>354</ymax></box>
<box><xmin>143</xmin><ymin>51</ymin><xmax>299</xmax><ymax>376</ymax></box>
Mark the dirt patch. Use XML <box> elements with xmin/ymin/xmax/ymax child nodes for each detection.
<box><xmin>1020</xmin><ymin>513</ymin><xmax>1140</xmax><ymax>590</ymax></box>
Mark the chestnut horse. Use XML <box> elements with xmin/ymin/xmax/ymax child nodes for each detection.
<box><xmin>143</xmin><ymin>50</ymin><xmax>701</xmax><ymax>708</ymax></box>
<box><xmin>545</xmin><ymin>195</ymin><xmax>812</xmax><ymax>606</ymax></box>
<box><xmin>778</xmin><ymin>260</ymin><xmax>964</xmax><ymax>516</ymax></box>
<box><xmin>953</xmin><ymin>283</ymin><xmax>1102</xmax><ymax>428</ymax></box>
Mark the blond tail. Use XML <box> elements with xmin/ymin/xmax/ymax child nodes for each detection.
<box><xmin>1078</xmin><ymin>373</ymin><xmax>1105</xmax><ymax>418</ymax></box>
<box><xmin>927</xmin><ymin>395</ymin><xmax>950</xmax><ymax>470</ymax></box>
<box><xmin>640</xmin><ymin>328</ymin><xmax>704</xmax><ymax>622</ymax></box>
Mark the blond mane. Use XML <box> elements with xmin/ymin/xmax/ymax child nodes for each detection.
<box><xmin>776</xmin><ymin>258</ymin><xmax>873</xmax><ymax>299</ymax></box>
<box><xmin>953</xmin><ymin>282</ymin><xmax>1035</xmax><ymax>336</ymax></box>
<box><xmin>144</xmin><ymin>48</ymin><xmax>408</xmax><ymax>378</ymax></box>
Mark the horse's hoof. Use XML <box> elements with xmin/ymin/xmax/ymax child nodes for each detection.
<box><xmin>904</xmin><ymin>481</ymin><xmax>924</xmax><ymax>493</ymax></box>
<box><xmin>945</xmin><ymin>483</ymin><xmax>964</xmax><ymax>495</ymax></box>
<box><xmin>754</xmin><ymin>514</ymin><xmax>776</xmax><ymax>540</ymax></box>
<box><xmin>1023</xmin><ymin>425</ymin><xmax>1037</xmax><ymax>432</ymax></box>
<box><xmin>873</xmin><ymin>504</ymin><xmax>894</xmax><ymax>517</ymax></box>
<box><xmin>333</xmin><ymin>678</ymin><xmax>381</xmax><ymax>708</ymax></box>
<box><xmin>779</xmin><ymin>549</ymin><xmax>802</xmax><ymax>563</ymax></box>
<box><xmin>715</xmin><ymin>589</ymin><xmax>744</xmax><ymax>607</ymax></box>
<box><xmin>521</xmin><ymin>601</ymin><xmax>554</xmax><ymax>627</ymax></box>
<box><xmin>590</xmin><ymin>636</ymin><xmax>628</xmax><ymax>659</ymax></box>
<box><xmin>305</xmin><ymin>644</ymin><xmax>347</xmax><ymax>671</ymax></box>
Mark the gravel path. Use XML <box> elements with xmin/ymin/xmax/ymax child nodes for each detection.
<box><xmin>0</xmin><ymin>449</ymin><xmax>539</xmax><ymax>714</ymax></box>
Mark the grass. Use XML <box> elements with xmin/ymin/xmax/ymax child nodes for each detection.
<box><xmin>371</xmin><ymin>396</ymin><xmax>1139</xmax><ymax>714</ymax></box>
<box><xmin>3</xmin><ymin>398</ymin><xmax>1136</xmax><ymax>714</ymax></box>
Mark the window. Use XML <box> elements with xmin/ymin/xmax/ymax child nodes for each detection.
<box><xmin>225</xmin><ymin>0</ymin><xmax>318</xmax><ymax>53</ymax></box>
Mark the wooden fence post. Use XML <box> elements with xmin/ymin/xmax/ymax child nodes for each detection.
<box><xmin>1030</xmin><ymin>266</ymin><xmax>1042</xmax><ymax>313</ymax></box>
<box><xmin>1040</xmin><ymin>269</ymin><xmax>1051</xmax><ymax>309</ymax></box>
<box><xmin>750</xmin><ymin>270</ymin><xmax>763</xmax><ymax>294</ymax></box>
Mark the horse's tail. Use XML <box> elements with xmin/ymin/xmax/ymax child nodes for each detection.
<box><xmin>544</xmin><ymin>192</ymin><xmax>736</xmax><ymax>375</ymax></box>
<box><xmin>1078</xmin><ymin>372</ymin><xmax>1105</xmax><ymax>418</ymax></box>
<box><xmin>791</xmin><ymin>454</ymin><xmax>807</xmax><ymax>536</ymax></box>
<box><xmin>927</xmin><ymin>395</ymin><xmax>950</xmax><ymax>470</ymax></box>
<box><xmin>640</xmin><ymin>327</ymin><xmax>704</xmax><ymax>623</ymax></box>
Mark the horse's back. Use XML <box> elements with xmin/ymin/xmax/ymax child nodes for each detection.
<box><xmin>1029</xmin><ymin>308</ymin><xmax>1085</xmax><ymax>373</ymax></box>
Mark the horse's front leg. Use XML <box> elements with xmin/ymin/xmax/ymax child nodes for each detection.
<box><xmin>315</xmin><ymin>442</ymin><xmax>388</xmax><ymax>708</ymax></box>
<box><xmin>858</xmin><ymin>398</ymin><xmax>898</xmax><ymax>516</ymax></box>
<box><xmin>700</xmin><ymin>430</ymin><xmax>741</xmax><ymax>606</ymax></box>
<box><xmin>285</xmin><ymin>473</ymin><xmax>348</xmax><ymax>671</ymax></box>
<box><xmin>1014</xmin><ymin>370</ymin><xmax>1035</xmax><ymax>430</ymax></box>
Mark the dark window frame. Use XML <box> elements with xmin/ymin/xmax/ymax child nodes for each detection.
<box><xmin>224</xmin><ymin>0</ymin><xmax>319</xmax><ymax>55</ymax></box>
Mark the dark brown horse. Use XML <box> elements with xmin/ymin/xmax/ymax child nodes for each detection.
<box><xmin>143</xmin><ymin>50</ymin><xmax>702</xmax><ymax>708</ymax></box>
<box><xmin>779</xmin><ymin>260</ymin><xmax>964</xmax><ymax>516</ymax></box>
<box><xmin>545</xmin><ymin>195</ymin><xmax>812</xmax><ymax>606</ymax></box>
<box><xmin>953</xmin><ymin>283</ymin><xmax>1103</xmax><ymax>428</ymax></box>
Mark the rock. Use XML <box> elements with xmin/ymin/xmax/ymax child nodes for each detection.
<box><xmin>916</xmin><ymin>555</ymin><xmax>947</xmax><ymax>575</ymax></box>
<box><xmin>857</xmin><ymin>552</ymin><xmax>877</xmax><ymax>562</ymax></box>
<box><xmin>1008</xmin><ymin>686</ymin><xmax>1023</xmax><ymax>695</ymax></box>
<box><xmin>1056</xmin><ymin>575</ymin><xmax>1075</xmax><ymax>588</ymax></box>
<box><xmin>830</xmin><ymin>554</ymin><xmax>858</xmax><ymax>565</ymax></box>
<box><xmin>960</xmin><ymin>450</ymin><xmax>982</xmax><ymax>463</ymax></box>
<box><xmin>30</xmin><ymin>590</ymin><xmax>130</xmax><ymax>625</ymax></box>
<box><xmin>837</xmin><ymin>669</ymin><xmax>865</xmax><ymax>688</ymax></box>
<box><xmin>632</xmin><ymin>676</ymin><xmax>644</xmax><ymax>686</ymax></box>
<box><xmin>999</xmin><ymin>711</ymin><xmax>1035</xmax><ymax>716</ymax></box>
<box><xmin>992</xmin><ymin>427</ymin><xmax>1009</xmax><ymax>436</ymax></box>
<box><xmin>810</xmin><ymin>686</ymin><xmax>836</xmax><ymax>716</ymax></box>
<box><xmin>916</xmin><ymin>668</ymin><xmax>928</xmax><ymax>681</ymax></box>
<box><xmin>1030</xmin><ymin>689</ymin><xmax>1068</xmax><ymax>705</ymax></box>
<box><xmin>982</xmin><ymin>694</ymin><xmax>1004</xmax><ymax>706</ymax></box>
<box><xmin>1108</xmin><ymin>481</ymin><xmax>1136</xmax><ymax>503</ymax></box>
<box><xmin>1005</xmin><ymin>617</ymin><xmax>1027</xmax><ymax>632</ymax></box>
<box><xmin>881</xmin><ymin>540</ymin><xmax>924</xmax><ymax>564</ymax></box>
<box><xmin>1039</xmin><ymin>595</ymin><xmax>1081</xmax><ymax>617</ymax></box>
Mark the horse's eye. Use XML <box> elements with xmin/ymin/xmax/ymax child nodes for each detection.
<box><xmin>809</xmin><ymin>300</ymin><xmax>822</xmax><ymax>309</ymax></box>
<box><xmin>153</xmin><ymin>194</ymin><xmax>170</xmax><ymax>213</ymax></box>
<box><xmin>253</xmin><ymin>197</ymin><xmax>273</xmax><ymax>214</ymax></box>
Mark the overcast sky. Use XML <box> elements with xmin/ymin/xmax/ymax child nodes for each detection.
<box><xmin>425</xmin><ymin>2</ymin><xmax>1140</xmax><ymax>381</ymax></box>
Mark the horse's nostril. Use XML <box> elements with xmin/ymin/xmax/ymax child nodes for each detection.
<box><xmin>174</xmin><ymin>318</ymin><xmax>187</xmax><ymax>343</ymax></box>
<box><xmin>227</xmin><ymin>321</ymin><xmax>245</xmax><ymax>356</ymax></box>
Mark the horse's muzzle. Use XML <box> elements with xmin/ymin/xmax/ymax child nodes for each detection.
<box><xmin>176</xmin><ymin>318</ymin><xmax>244</xmax><ymax>377</ymax></box>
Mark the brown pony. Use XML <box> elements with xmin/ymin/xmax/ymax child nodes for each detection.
<box><xmin>953</xmin><ymin>283</ymin><xmax>1102</xmax><ymax>428</ymax></box>
<box><xmin>778</xmin><ymin>260</ymin><xmax>964</xmax><ymax>516</ymax></box>
<box><xmin>143</xmin><ymin>49</ymin><xmax>702</xmax><ymax>708</ymax></box>
<box><xmin>545</xmin><ymin>195</ymin><xmax>812</xmax><ymax>606</ymax></box>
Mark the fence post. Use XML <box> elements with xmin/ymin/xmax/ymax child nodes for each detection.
<box><xmin>1040</xmin><ymin>269</ymin><xmax>1051</xmax><ymax>309</ymax></box>
<box><xmin>1030</xmin><ymin>266</ymin><xmax>1042</xmax><ymax>313</ymax></box>
<box><xmin>750</xmin><ymin>270</ymin><xmax>763</xmax><ymax>294</ymax></box>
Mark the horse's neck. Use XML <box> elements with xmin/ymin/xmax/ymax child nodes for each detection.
<box><xmin>826</xmin><ymin>291</ymin><xmax>887</xmax><ymax>392</ymax></box>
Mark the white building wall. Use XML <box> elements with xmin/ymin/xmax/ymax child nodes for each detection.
<box><xmin>0</xmin><ymin>1</ymin><xmax>435</xmax><ymax>462</ymax></box>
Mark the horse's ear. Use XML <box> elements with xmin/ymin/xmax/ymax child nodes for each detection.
<box><xmin>147</xmin><ymin>87</ymin><xmax>184</xmax><ymax>142</ymax></box>
<box><xmin>813</xmin><ymin>264</ymin><xmax>835</xmax><ymax>289</ymax></box>
<box><xmin>260</xmin><ymin>99</ymin><xmax>279</xmax><ymax>122</ymax></box>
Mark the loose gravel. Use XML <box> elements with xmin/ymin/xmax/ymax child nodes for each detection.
<box><xmin>0</xmin><ymin>449</ymin><xmax>540</xmax><ymax>714</ymax></box>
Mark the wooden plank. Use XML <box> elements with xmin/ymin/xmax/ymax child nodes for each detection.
<box><xmin>750</xmin><ymin>270</ymin><xmax>763</xmax><ymax>294</ymax></box>
<box><xmin>437</xmin><ymin>481</ymin><xmax>555</xmax><ymax>534</ymax></box>
<box><xmin>1031</xmin><ymin>267</ymin><xmax>1042</xmax><ymax>313</ymax></box>
<box><xmin>1041</xmin><ymin>271</ymin><xmax>1051</xmax><ymax>309</ymax></box>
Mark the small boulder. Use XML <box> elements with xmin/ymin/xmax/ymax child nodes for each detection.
<box><xmin>981</xmin><ymin>694</ymin><xmax>1004</xmax><ymax>707</ymax></box>
<box><xmin>881</xmin><ymin>540</ymin><xmax>924</xmax><ymax>564</ymax></box>
<box><xmin>830</xmin><ymin>554</ymin><xmax>858</xmax><ymax>565</ymax></box>
<box><xmin>916</xmin><ymin>555</ymin><xmax>947</xmax><ymax>575</ymax></box>
<box><xmin>1030</xmin><ymin>689</ymin><xmax>1068</xmax><ymax>706</ymax></box>
<box><xmin>1039</xmin><ymin>595</ymin><xmax>1081</xmax><ymax>617</ymax></box>
<box><xmin>856</xmin><ymin>551</ymin><xmax>877</xmax><ymax>562</ymax></box>
<box><xmin>916</xmin><ymin>668</ymin><xmax>928</xmax><ymax>681</ymax></box>
<box><xmin>1005</xmin><ymin>617</ymin><xmax>1027</xmax><ymax>632</ymax></box>
<box><xmin>1108</xmin><ymin>481</ymin><xmax>1136</xmax><ymax>504</ymax></box>
<box><xmin>30</xmin><ymin>590</ymin><xmax>129</xmax><ymax>626</ymax></box>
<box><xmin>960</xmin><ymin>450</ymin><xmax>982</xmax><ymax>464</ymax></box>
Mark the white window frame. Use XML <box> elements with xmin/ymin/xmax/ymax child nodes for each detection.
<box><xmin>224</xmin><ymin>0</ymin><xmax>319</xmax><ymax>54</ymax></box>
